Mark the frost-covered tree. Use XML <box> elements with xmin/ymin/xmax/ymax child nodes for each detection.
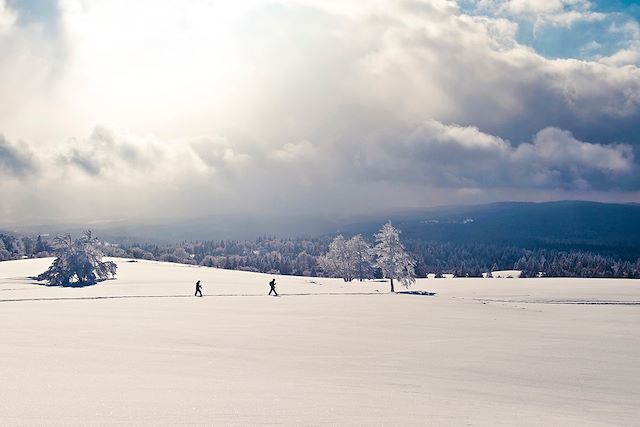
<box><xmin>347</xmin><ymin>235</ymin><xmax>375</xmax><ymax>281</ymax></box>
<box><xmin>35</xmin><ymin>235</ymin><xmax>49</xmax><ymax>254</ymax></box>
<box><xmin>319</xmin><ymin>234</ymin><xmax>375</xmax><ymax>282</ymax></box>
<box><xmin>374</xmin><ymin>222</ymin><xmax>416</xmax><ymax>292</ymax></box>
<box><xmin>37</xmin><ymin>231</ymin><xmax>117</xmax><ymax>287</ymax></box>
<box><xmin>318</xmin><ymin>235</ymin><xmax>355</xmax><ymax>281</ymax></box>
<box><xmin>21</xmin><ymin>237</ymin><xmax>35</xmax><ymax>256</ymax></box>
<box><xmin>0</xmin><ymin>239</ymin><xmax>9</xmax><ymax>261</ymax></box>
<box><xmin>129</xmin><ymin>247</ymin><xmax>155</xmax><ymax>260</ymax></box>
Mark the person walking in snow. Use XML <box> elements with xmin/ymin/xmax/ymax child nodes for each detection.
<box><xmin>268</xmin><ymin>278</ymin><xmax>278</xmax><ymax>296</ymax></box>
<box><xmin>195</xmin><ymin>280</ymin><xmax>203</xmax><ymax>297</ymax></box>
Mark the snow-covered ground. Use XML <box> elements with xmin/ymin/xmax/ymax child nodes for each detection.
<box><xmin>1</xmin><ymin>258</ymin><xmax>639</xmax><ymax>426</ymax></box>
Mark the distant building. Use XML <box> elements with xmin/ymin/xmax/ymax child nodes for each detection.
<box><xmin>442</xmin><ymin>273</ymin><xmax>455</xmax><ymax>279</ymax></box>
<box><xmin>426</xmin><ymin>273</ymin><xmax>436</xmax><ymax>279</ymax></box>
<box><xmin>491</xmin><ymin>270</ymin><xmax>522</xmax><ymax>278</ymax></box>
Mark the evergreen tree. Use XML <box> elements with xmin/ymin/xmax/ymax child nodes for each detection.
<box><xmin>374</xmin><ymin>222</ymin><xmax>416</xmax><ymax>292</ymax></box>
<box><xmin>37</xmin><ymin>231</ymin><xmax>117</xmax><ymax>287</ymax></box>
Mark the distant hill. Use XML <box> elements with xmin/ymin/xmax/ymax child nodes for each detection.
<box><xmin>3</xmin><ymin>200</ymin><xmax>639</xmax><ymax>276</ymax></box>
<box><xmin>4</xmin><ymin>200</ymin><xmax>639</xmax><ymax>260</ymax></box>
<box><xmin>336</xmin><ymin>201</ymin><xmax>640</xmax><ymax>260</ymax></box>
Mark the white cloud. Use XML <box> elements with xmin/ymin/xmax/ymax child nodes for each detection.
<box><xmin>473</xmin><ymin>0</ymin><xmax>605</xmax><ymax>27</ymax></box>
<box><xmin>513</xmin><ymin>127</ymin><xmax>634</xmax><ymax>180</ymax></box>
<box><xmin>0</xmin><ymin>0</ymin><xmax>16</xmax><ymax>33</ymax></box>
<box><xmin>599</xmin><ymin>47</ymin><xmax>640</xmax><ymax>68</ymax></box>
<box><xmin>597</xmin><ymin>21</ymin><xmax>640</xmax><ymax>67</ymax></box>
<box><xmin>270</xmin><ymin>141</ymin><xmax>317</xmax><ymax>163</ymax></box>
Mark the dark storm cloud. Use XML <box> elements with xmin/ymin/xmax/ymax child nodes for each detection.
<box><xmin>0</xmin><ymin>134</ymin><xmax>37</xmax><ymax>177</ymax></box>
<box><xmin>57</xmin><ymin>126</ymin><xmax>173</xmax><ymax>177</ymax></box>
<box><xmin>351</xmin><ymin>121</ymin><xmax>636</xmax><ymax>191</ymax></box>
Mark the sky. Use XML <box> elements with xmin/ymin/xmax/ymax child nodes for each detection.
<box><xmin>1</xmin><ymin>0</ymin><xmax>640</xmax><ymax>225</ymax></box>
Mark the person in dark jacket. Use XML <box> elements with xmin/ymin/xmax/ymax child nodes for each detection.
<box><xmin>268</xmin><ymin>278</ymin><xmax>278</xmax><ymax>296</ymax></box>
<box><xmin>195</xmin><ymin>280</ymin><xmax>203</xmax><ymax>297</ymax></box>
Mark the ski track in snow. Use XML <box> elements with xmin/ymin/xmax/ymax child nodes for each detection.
<box><xmin>0</xmin><ymin>292</ymin><xmax>394</xmax><ymax>303</ymax></box>
<box><xmin>477</xmin><ymin>298</ymin><xmax>640</xmax><ymax>305</ymax></box>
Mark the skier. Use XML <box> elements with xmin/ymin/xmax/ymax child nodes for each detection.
<box><xmin>268</xmin><ymin>278</ymin><xmax>278</xmax><ymax>296</ymax></box>
<box><xmin>195</xmin><ymin>280</ymin><xmax>203</xmax><ymax>297</ymax></box>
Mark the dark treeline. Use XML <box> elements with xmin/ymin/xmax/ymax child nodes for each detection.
<box><xmin>106</xmin><ymin>236</ymin><xmax>640</xmax><ymax>279</ymax></box>
<box><xmin>407</xmin><ymin>241</ymin><xmax>640</xmax><ymax>278</ymax></box>
<box><xmin>3</xmin><ymin>232</ymin><xmax>640</xmax><ymax>278</ymax></box>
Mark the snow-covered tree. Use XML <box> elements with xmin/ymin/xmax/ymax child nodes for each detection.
<box><xmin>318</xmin><ymin>235</ymin><xmax>355</xmax><ymax>281</ymax></box>
<box><xmin>347</xmin><ymin>235</ymin><xmax>375</xmax><ymax>281</ymax></box>
<box><xmin>37</xmin><ymin>231</ymin><xmax>117</xmax><ymax>287</ymax></box>
<box><xmin>374</xmin><ymin>222</ymin><xmax>416</xmax><ymax>292</ymax></box>
<box><xmin>0</xmin><ymin>239</ymin><xmax>9</xmax><ymax>261</ymax></box>
<box><xmin>35</xmin><ymin>235</ymin><xmax>49</xmax><ymax>254</ymax></box>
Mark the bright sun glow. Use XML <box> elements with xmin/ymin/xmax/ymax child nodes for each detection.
<box><xmin>58</xmin><ymin>1</ymin><xmax>255</xmax><ymax>136</ymax></box>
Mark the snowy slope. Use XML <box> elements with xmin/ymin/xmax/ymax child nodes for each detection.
<box><xmin>1</xmin><ymin>258</ymin><xmax>639</xmax><ymax>425</ymax></box>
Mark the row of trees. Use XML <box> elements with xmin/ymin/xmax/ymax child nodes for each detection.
<box><xmin>104</xmin><ymin>236</ymin><xmax>325</xmax><ymax>276</ymax></box>
<box><xmin>513</xmin><ymin>250</ymin><xmax>640</xmax><ymax>278</ymax></box>
<box><xmin>32</xmin><ymin>224</ymin><xmax>415</xmax><ymax>291</ymax></box>
<box><xmin>318</xmin><ymin>223</ymin><xmax>416</xmax><ymax>291</ymax></box>
<box><xmin>4</xmin><ymin>230</ymin><xmax>640</xmax><ymax>279</ymax></box>
<box><xmin>0</xmin><ymin>234</ymin><xmax>50</xmax><ymax>261</ymax></box>
<box><xmin>107</xmin><ymin>235</ymin><xmax>640</xmax><ymax>279</ymax></box>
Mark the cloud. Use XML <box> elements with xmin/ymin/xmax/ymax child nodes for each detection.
<box><xmin>356</xmin><ymin>121</ymin><xmax>635</xmax><ymax>190</ymax></box>
<box><xmin>470</xmin><ymin>0</ymin><xmax>606</xmax><ymax>27</ymax></box>
<box><xmin>7</xmin><ymin>120</ymin><xmax>634</xmax><ymax>202</ymax></box>
<box><xmin>54</xmin><ymin>126</ymin><xmax>210</xmax><ymax>183</ymax></box>
<box><xmin>353</xmin><ymin>3</ymin><xmax>640</xmax><ymax>145</ymax></box>
<box><xmin>597</xmin><ymin>20</ymin><xmax>640</xmax><ymax>67</ymax></box>
<box><xmin>600</xmin><ymin>47</ymin><xmax>640</xmax><ymax>68</ymax></box>
<box><xmin>0</xmin><ymin>134</ymin><xmax>37</xmax><ymax>177</ymax></box>
<box><xmin>465</xmin><ymin>0</ymin><xmax>640</xmax><ymax>69</ymax></box>
<box><xmin>190</xmin><ymin>136</ymin><xmax>251</xmax><ymax>177</ymax></box>
<box><xmin>514</xmin><ymin>127</ymin><xmax>633</xmax><ymax>172</ymax></box>
<box><xmin>512</xmin><ymin>127</ymin><xmax>635</xmax><ymax>189</ymax></box>
<box><xmin>0</xmin><ymin>0</ymin><xmax>16</xmax><ymax>33</ymax></box>
<box><xmin>269</xmin><ymin>140</ymin><xmax>317</xmax><ymax>163</ymax></box>
<box><xmin>0</xmin><ymin>0</ymin><xmax>639</xmax><ymax>224</ymax></box>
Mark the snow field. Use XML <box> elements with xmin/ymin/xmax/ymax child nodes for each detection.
<box><xmin>1</xmin><ymin>258</ymin><xmax>639</xmax><ymax>425</ymax></box>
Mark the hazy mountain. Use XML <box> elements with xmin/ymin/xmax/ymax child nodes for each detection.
<box><xmin>0</xmin><ymin>213</ymin><xmax>344</xmax><ymax>244</ymax></box>
<box><xmin>3</xmin><ymin>201</ymin><xmax>639</xmax><ymax>259</ymax></box>
<box><xmin>336</xmin><ymin>201</ymin><xmax>640</xmax><ymax>260</ymax></box>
